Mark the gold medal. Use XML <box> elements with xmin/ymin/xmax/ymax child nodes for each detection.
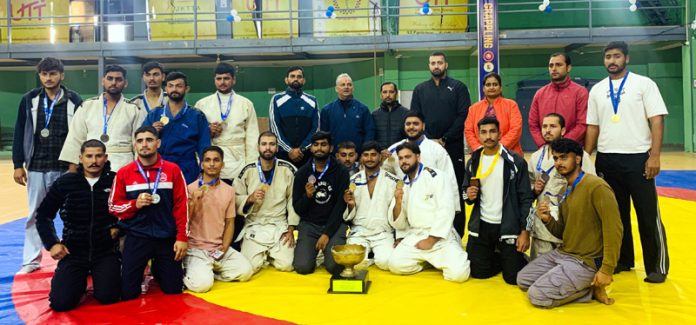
<box><xmin>260</xmin><ymin>184</ymin><xmax>270</xmax><ymax>192</ymax></box>
<box><xmin>160</xmin><ymin>116</ymin><xmax>170</xmax><ymax>125</ymax></box>
<box><xmin>388</xmin><ymin>156</ymin><xmax>395</xmax><ymax>163</ymax></box>
<box><xmin>611</xmin><ymin>114</ymin><xmax>620</xmax><ymax>123</ymax></box>
<box><xmin>200</xmin><ymin>185</ymin><xmax>209</xmax><ymax>193</ymax></box>
<box><xmin>396</xmin><ymin>180</ymin><xmax>404</xmax><ymax>189</ymax></box>
<box><xmin>349</xmin><ymin>183</ymin><xmax>357</xmax><ymax>192</ymax></box>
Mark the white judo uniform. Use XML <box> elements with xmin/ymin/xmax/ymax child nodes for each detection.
<box><xmin>388</xmin><ymin>165</ymin><xmax>470</xmax><ymax>282</ymax></box>
<box><xmin>385</xmin><ymin>137</ymin><xmax>461</xmax><ymax>212</ymax></box>
<box><xmin>527</xmin><ymin>144</ymin><xmax>595</xmax><ymax>259</ymax></box>
<box><xmin>195</xmin><ymin>91</ymin><xmax>260</xmax><ymax>180</ymax></box>
<box><xmin>343</xmin><ymin>169</ymin><xmax>399</xmax><ymax>270</ymax></box>
<box><xmin>129</xmin><ymin>89</ymin><xmax>166</xmax><ymax>113</ymax></box>
<box><xmin>234</xmin><ymin>158</ymin><xmax>299</xmax><ymax>273</ymax></box>
<box><xmin>59</xmin><ymin>94</ymin><xmax>145</xmax><ymax>171</ymax></box>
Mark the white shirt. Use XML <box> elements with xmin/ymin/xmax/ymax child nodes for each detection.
<box><xmin>195</xmin><ymin>91</ymin><xmax>260</xmax><ymax>179</ymax></box>
<box><xmin>386</xmin><ymin>136</ymin><xmax>461</xmax><ymax>211</ymax></box>
<box><xmin>86</xmin><ymin>176</ymin><xmax>100</xmax><ymax>187</ymax></box>
<box><xmin>479</xmin><ymin>151</ymin><xmax>504</xmax><ymax>224</ymax></box>
<box><xmin>587</xmin><ymin>72</ymin><xmax>668</xmax><ymax>153</ymax></box>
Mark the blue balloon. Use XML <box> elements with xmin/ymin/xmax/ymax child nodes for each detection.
<box><xmin>327</xmin><ymin>5</ymin><xmax>334</xmax><ymax>12</ymax></box>
<box><xmin>544</xmin><ymin>5</ymin><xmax>552</xmax><ymax>13</ymax></box>
<box><xmin>423</xmin><ymin>7</ymin><xmax>430</xmax><ymax>14</ymax></box>
<box><xmin>423</xmin><ymin>2</ymin><xmax>429</xmax><ymax>7</ymax></box>
<box><xmin>226</xmin><ymin>15</ymin><xmax>234</xmax><ymax>22</ymax></box>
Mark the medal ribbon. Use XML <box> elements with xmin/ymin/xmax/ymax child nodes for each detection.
<box><xmin>609</xmin><ymin>71</ymin><xmax>629</xmax><ymax>117</ymax></box>
<box><xmin>257</xmin><ymin>158</ymin><xmax>276</xmax><ymax>185</ymax></box>
<box><xmin>354</xmin><ymin>170</ymin><xmax>380</xmax><ymax>186</ymax></box>
<box><xmin>102</xmin><ymin>97</ymin><xmax>115</xmax><ymax>136</ymax></box>
<box><xmin>161</xmin><ymin>102</ymin><xmax>189</xmax><ymax>120</ymax></box>
<box><xmin>475</xmin><ymin>149</ymin><xmax>501</xmax><ymax>179</ymax></box>
<box><xmin>198</xmin><ymin>176</ymin><xmax>219</xmax><ymax>187</ymax></box>
<box><xmin>535</xmin><ymin>145</ymin><xmax>555</xmax><ymax>174</ymax></box>
<box><xmin>217</xmin><ymin>91</ymin><xmax>234</xmax><ymax>122</ymax></box>
<box><xmin>403</xmin><ymin>163</ymin><xmax>424</xmax><ymax>186</ymax></box>
<box><xmin>544</xmin><ymin>171</ymin><xmax>585</xmax><ymax>206</ymax></box>
<box><xmin>311</xmin><ymin>159</ymin><xmax>331</xmax><ymax>180</ymax></box>
<box><xmin>43</xmin><ymin>89</ymin><xmax>63</xmax><ymax>130</ymax></box>
<box><xmin>136</xmin><ymin>159</ymin><xmax>164</xmax><ymax>196</ymax></box>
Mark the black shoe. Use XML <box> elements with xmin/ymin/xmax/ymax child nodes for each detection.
<box><xmin>613</xmin><ymin>264</ymin><xmax>631</xmax><ymax>274</ymax></box>
<box><xmin>644</xmin><ymin>273</ymin><xmax>667</xmax><ymax>283</ymax></box>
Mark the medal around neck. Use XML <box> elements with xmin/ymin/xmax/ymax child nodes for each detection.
<box><xmin>396</xmin><ymin>180</ymin><xmax>404</xmax><ymax>189</ymax></box>
<box><xmin>328</xmin><ymin>244</ymin><xmax>371</xmax><ymax>294</ymax></box>
<box><xmin>151</xmin><ymin>193</ymin><xmax>161</xmax><ymax>204</ymax></box>
<box><xmin>349</xmin><ymin>183</ymin><xmax>357</xmax><ymax>192</ymax></box>
<box><xmin>159</xmin><ymin>116</ymin><xmax>170</xmax><ymax>125</ymax></box>
<box><xmin>100</xmin><ymin>134</ymin><xmax>110</xmax><ymax>143</ymax></box>
<box><xmin>308</xmin><ymin>175</ymin><xmax>317</xmax><ymax>185</ymax></box>
<box><xmin>540</xmin><ymin>172</ymin><xmax>550</xmax><ymax>183</ymax></box>
<box><xmin>611</xmin><ymin>114</ymin><xmax>620</xmax><ymax>123</ymax></box>
<box><xmin>260</xmin><ymin>184</ymin><xmax>270</xmax><ymax>192</ymax></box>
<box><xmin>40</xmin><ymin>128</ymin><xmax>50</xmax><ymax>138</ymax></box>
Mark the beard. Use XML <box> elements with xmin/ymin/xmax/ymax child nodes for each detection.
<box><xmin>400</xmin><ymin>162</ymin><xmax>418</xmax><ymax>175</ymax></box>
<box><xmin>260</xmin><ymin>151</ymin><xmax>275</xmax><ymax>161</ymax></box>
<box><xmin>406</xmin><ymin>130</ymin><xmax>423</xmax><ymax>142</ymax></box>
<box><xmin>106</xmin><ymin>87</ymin><xmax>122</xmax><ymax>96</ymax></box>
<box><xmin>313</xmin><ymin>151</ymin><xmax>329</xmax><ymax>161</ymax></box>
<box><xmin>167</xmin><ymin>92</ymin><xmax>185</xmax><ymax>102</ymax></box>
<box><xmin>138</xmin><ymin>150</ymin><xmax>156</xmax><ymax>159</ymax></box>
<box><xmin>606</xmin><ymin>63</ymin><xmax>626</xmax><ymax>75</ymax></box>
<box><xmin>430</xmin><ymin>68</ymin><xmax>445</xmax><ymax>78</ymax></box>
<box><xmin>289</xmin><ymin>81</ymin><xmax>302</xmax><ymax>90</ymax></box>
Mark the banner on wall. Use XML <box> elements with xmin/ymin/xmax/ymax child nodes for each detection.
<box><xmin>148</xmin><ymin>0</ymin><xmax>216</xmax><ymax>40</ymax></box>
<box><xmin>0</xmin><ymin>0</ymin><xmax>70</xmax><ymax>43</ymax></box>
<box><xmin>312</xmin><ymin>0</ymin><xmax>380</xmax><ymax>37</ymax></box>
<box><xmin>477</xmin><ymin>0</ymin><xmax>498</xmax><ymax>99</ymax></box>
<box><xmin>232</xmin><ymin>0</ymin><xmax>298</xmax><ymax>39</ymax></box>
<box><xmin>398</xmin><ymin>0</ymin><xmax>468</xmax><ymax>35</ymax></box>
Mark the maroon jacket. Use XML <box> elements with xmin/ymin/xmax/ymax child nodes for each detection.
<box><xmin>528</xmin><ymin>77</ymin><xmax>589</xmax><ymax>147</ymax></box>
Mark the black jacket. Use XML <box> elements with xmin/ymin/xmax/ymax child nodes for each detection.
<box><xmin>292</xmin><ymin>156</ymin><xmax>349</xmax><ymax>237</ymax></box>
<box><xmin>463</xmin><ymin>146</ymin><xmax>534</xmax><ymax>240</ymax></box>
<box><xmin>410</xmin><ymin>76</ymin><xmax>470</xmax><ymax>144</ymax></box>
<box><xmin>372</xmin><ymin>101</ymin><xmax>408</xmax><ymax>149</ymax></box>
<box><xmin>36</xmin><ymin>163</ymin><xmax>119</xmax><ymax>260</ymax></box>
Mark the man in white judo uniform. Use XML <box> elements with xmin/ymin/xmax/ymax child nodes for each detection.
<box><xmin>343</xmin><ymin>141</ymin><xmax>398</xmax><ymax>270</ymax></box>
<box><xmin>60</xmin><ymin>65</ymin><xmax>145</xmax><ymax>171</ymax></box>
<box><xmin>387</xmin><ymin>141</ymin><xmax>470</xmax><ymax>282</ymax></box>
<box><xmin>234</xmin><ymin>131</ymin><xmax>298</xmax><ymax>273</ymax></box>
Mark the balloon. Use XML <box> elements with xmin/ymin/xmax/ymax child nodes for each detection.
<box><xmin>226</xmin><ymin>15</ymin><xmax>233</xmax><ymax>22</ymax></box>
<box><xmin>544</xmin><ymin>5</ymin><xmax>552</xmax><ymax>13</ymax></box>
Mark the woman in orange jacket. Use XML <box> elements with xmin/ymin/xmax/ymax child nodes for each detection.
<box><xmin>464</xmin><ymin>72</ymin><xmax>523</xmax><ymax>155</ymax></box>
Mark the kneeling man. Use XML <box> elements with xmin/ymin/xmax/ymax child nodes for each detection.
<box><xmin>517</xmin><ymin>139</ymin><xmax>623</xmax><ymax>308</ymax></box>
<box><xmin>184</xmin><ymin>146</ymin><xmax>253</xmax><ymax>292</ymax></box>
<box><xmin>388</xmin><ymin>142</ymin><xmax>470</xmax><ymax>282</ymax></box>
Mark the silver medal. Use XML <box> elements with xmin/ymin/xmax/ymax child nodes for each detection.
<box><xmin>100</xmin><ymin>134</ymin><xmax>110</xmax><ymax>143</ymax></box>
<box><xmin>151</xmin><ymin>193</ymin><xmax>161</xmax><ymax>204</ymax></box>
<box><xmin>40</xmin><ymin>128</ymin><xmax>50</xmax><ymax>137</ymax></box>
<box><xmin>540</xmin><ymin>172</ymin><xmax>550</xmax><ymax>183</ymax></box>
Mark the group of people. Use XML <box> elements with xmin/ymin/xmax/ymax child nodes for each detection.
<box><xmin>11</xmin><ymin>40</ymin><xmax>669</xmax><ymax>312</ymax></box>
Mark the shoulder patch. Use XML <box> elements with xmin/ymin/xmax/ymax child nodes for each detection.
<box><xmin>84</xmin><ymin>96</ymin><xmax>100</xmax><ymax>102</ymax></box>
<box><xmin>238</xmin><ymin>162</ymin><xmax>257</xmax><ymax>179</ymax></box>
<box><xmin>423</xmin><ymin>167</ymin><xmax>437</xmax><ymax>177</ymax></box>
<box><xmin>277</xmin><ymin>159</ymin><xmax>297</xmax><ymax>173</ymax></box>
<box><xmin>127</xmin><ymin>95</ymin><xmax>143</xmax><ymax>104</ymax></box>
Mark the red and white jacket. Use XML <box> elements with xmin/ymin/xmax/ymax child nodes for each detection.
<box><xmin>109</xmin><ymin>155</ymin><xmax>189</xmax><ymax>242</ymax></box>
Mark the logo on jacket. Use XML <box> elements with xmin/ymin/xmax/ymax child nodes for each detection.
<box><xmin>301</xmin><ymin>106</ymin><xmax>305</xmax><ymax>110</ymax></box>
<box><xmin>104</xmin><ymin>189</ymin><xmax>111</xmax><ymax>193</ymax></box>
<box><xmin>314</xmin><ymin>181</ymin><xmax>333</xmax><ymax>204</ymax></box>
<box><xmin>447</xmin><ymin>86</ymin><xmax>454</xmax><ymax>91</ymax></box>
<box><xmin>159</xmin><ymin>173</ymin><xmax>168</xmax><ymax>182</ymax></box>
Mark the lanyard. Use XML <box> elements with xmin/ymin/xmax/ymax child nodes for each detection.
<box><xmin>161</xmin><ymin>102</ymin><xmax>189</xmax><ymax>120</ymax></box>
<box><xmin>403</xmin><ymin>163</ymin><xmax>424</xmax><ymax>186</ymax></box>
<box><xmin>354</xmin><ymin>170</ymin><xmax>380</xmax><ymax>186</ymax></box>
<box><xmin>43</xmin><ymin>89</ymin><xmax>62</xmax><ymax>129</ymax></box>
<box><xmin>545</xmin><ymin>171</ymin><xmax>585</xmax><ymax>206</ymax></box>
<box><xmin>609</xmin><ymin>71</ymin><xmax>629</xmax><ymax>116</ymax></box>
<box><xmin>217</xmin><ymin>91</ymin><xmax>234</xmax><ymax>122</ymax></box>
<box><xmin>142</xmin><ymin>91</ymin><xmax>152</xmax><ymax>112</ymax></box>
<box><xmin>198</xmin><ymin>176</ymin><xmax>219</xmax><ymax>187</ymax></box>
<box><xmin>102</xmin><ymin>97</ymin><xmax>115</xmax><ymax>135</ymax></box>
<box><xmin>135</xmin><ymin>160</ymin><xmax>163</xmax><ymax>196</ymax></box>
<box><xmin>389</xmin><ymin>137</ymin><xmax>426</xmax><ymax>154</ymax></box>
<box><xmin>311</xmin><ymin>159</ymin><xmax>331</xmax><ymax>180</ymax></box>
<box><xmin>535</xmin><ymin>145</ymin><xmax>555</xmax><ymax>174</ymax></box>
<box><xmin>257</xmin><ymin>158</ymin><xmax>276</xmax><ymax>185</ymax></box>
<box><xmin>475</xmin><ymin>149</ymin><xmax>500</xmax><ymax>179</ymax></box>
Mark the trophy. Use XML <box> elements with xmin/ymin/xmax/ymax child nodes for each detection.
<box><xmin>328</xmin><ymin>244</ymin><xmax>371</xmax><ymax>294</ymax></box>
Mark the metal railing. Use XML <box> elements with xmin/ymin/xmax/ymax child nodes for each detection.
<box><xmin>0</xmin><ymin>0</ymin><xmax>685</xmax><ymax>44</ymax></box>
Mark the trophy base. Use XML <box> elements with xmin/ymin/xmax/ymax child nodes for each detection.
<box><xmin>328</xmin><ymin>269</ymin><xmax>371</xmax><ymax>294</ymax></box>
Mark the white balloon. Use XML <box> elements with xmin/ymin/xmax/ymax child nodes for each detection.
<box><xmin>230</xmin><ymin>9</ymin><xmax>238</xmax><ymax>16</ymax></box>
<box><xmin>628</xmin><ymin>0</ymin><xmax>636</xmax><ymax>4</ymax></box>
<box><xmin>543</xmin><ymin>0</ymin><xmax>550</xmax><ymax>5</ymax></box>
<box><xmin>330</xmin><ymin>12</ymin><xmax>337</xmax><ymax>19</ymax></box>
<box><xmin>629</xmin><ymin>4</ymin><xmax>637</xmax><ymax>11</ymax></box>
<box><xmin>538</xmin><ymin>4</ymin><xmax>546</xmax><ymax>11</ymax></box>
<box><xmin>233</xmin><ymin>15</ymin><xmax>241</xmax><ymax>22</ymax></box>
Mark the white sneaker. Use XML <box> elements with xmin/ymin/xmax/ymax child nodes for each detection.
<box><xmin>16</xmin><ymin>265</ymin><xmax>40</xmax><ymax>275</ymax></box>
<box><xmin>141</xmin><ymin>275</ymin><xmax>153</xmax><ymax>294</ymax></box>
